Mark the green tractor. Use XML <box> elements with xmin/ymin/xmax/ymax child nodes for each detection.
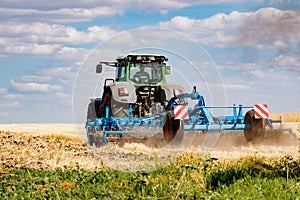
<box><xmin>86</xmin><ymin>54</ymin><xmax>185</xmax><ymax>143</ymax></box>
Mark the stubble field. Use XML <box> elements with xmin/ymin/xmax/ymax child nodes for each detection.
<box><xmin>1</xmin><ymin>115</ymin><xmax>300</xmax><ymax>199</ymax></box>
<box><xmin>0</xmin><ymin>119</ymin><xmax>299</xmax><ymax>171</ymax></box>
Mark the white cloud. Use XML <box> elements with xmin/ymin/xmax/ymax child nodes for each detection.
<box><xmin>211</xmin><ymin>82</ymin><xmax>250</xmax><ymax>90</ymax></box>
<box><xmin>263</xmin><ymin>0</ymin><xmax>300</xmax><ymax>10</ymax></box>
<box><xmin>0</xmin><ymin>112</ymin><xmax>10</xmax><ymax>117</ymax></box>
<box><xmin>224</xmin><ymin>83</ymin><xmax>250</xmax><ymax>90</ymax></box>
<box><xmin>270</xmin><ymin>54</ymin><xmax>300</xmax><ymax>70</ymax></box>
<box><xmin>159</xmin><ymin>8</ymin><xmax>300</xmax><ymax>48</ymax></box>
<box><xmin>3</xmin><ymin>42</ymin><xmax>62</xmax><ymax>55</ymax></box>
<box><xmin>37</xmin><ymin>65</ymin><xmax>80</xmax><ymax>88</ymax></box>
<box><xmin>256</xmin><ymin>40</ymin><xmax>288</xmax><ymax>49</ymax></box>
<box><xmin>249</xmin><ymin>69</ymin><xmax>265</xmax><ymax>79</ymax></box>
<box><xmin>0</xmin><ymin>101</ymin><xmax>20</xmax><ymax>108</ymax></box>
<box><xmin>0</xmin><ymin>22</ymin><xmax>115</xmax><ymax>59</ymax></box>
<box><xmin>21</xmin><ymin>75</ymin><xmax>52</xmax><ymax>83</ymax></box>
<box><xmin>236</xmin><ymin>8</ymin><xmax>300</xmax><ymax>45</ymax></box>
<box><xmin>54</xmin><ymin>92</ymin><xmax>72</xmax><ymax>104</ymax></box>
<box><xmin>0</xmin><ymin>7</ymin><xmax>120</xmax><ymax>23</ymax></box>
<box><xmin>0</xmin><ymin>87</ymin><xmax>24</xmax><ymax>99</ymax></box>
<box><xmin>159</xmin><ymin>16</ymin><xmax>196</xmax><ymax>30</ymax></box>
<box><xmin>7</xmin><ymin>65</ymin><xmax>79</xmax><ymax>98</ymax></box>
<box><xmin>220</xmin><ymin>62</ymin><xmax>258</xmax><ymax>71</ymax></box>
<box><xmin>0</xmin><ymin>22</ymin><xmax>116</xmax><ymax>44</ymax></box>
<box><xmin>55</xmin><ymin>92</ymin><xmax>69</xmax><ymax>99</ymax></box>
<box><xmin>85</xmin><ymin>26</ymin><xmax>118</xmax><ymax>43</ymax></box>
<box><xmin>55</xmin><ymin>47</ymin><xmax>90</xmax><ymax>61</ymax></box>
<box><xmin>10</xmin><ymin>79</ymin><xmax>63</xmax><ymax>93</ymax></box>
<box><xmin>0</xmin><ymin>88</ymin><xmax>7</xmax><ymax>94</ymax></box>
<box><xmin>273</xmin><ymin>40</ymin><xmax>288</xmax><ymax>48</ymax></box>
<box><xmin>39</xmin><ymin>67</ymin><xmax>72</xmax><ymax>76</ymax></box>
<box><xmin>0</xmin><ymin>1</ymin><xmax>247</xmax><ymax>23</ymax></box>
<box><xmin>4</xmin><ymin>7</ymin><xmax>298</xmax><ymax>59</ymax></box>
<box><xmin>3</xmin><ymin>93</ymin><xmax>24</xmax><ymax>99</ymax></box>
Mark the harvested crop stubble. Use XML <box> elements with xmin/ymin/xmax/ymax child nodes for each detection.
<box><xmin>0</xmin><ymin>122</ymin><xmax>299</xmax><ymax>171</ymax></box>
<box><xmin>0</xmin><ymin>131</ymin><xmax>103</xmax><ymax>170</ymax></box>
<box><xmin>270</xmin><ymin>112</ymin><xmax>300</xmax><ymax>123</ymax></box>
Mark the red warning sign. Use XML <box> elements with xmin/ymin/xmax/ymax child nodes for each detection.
<box><xmin>254</xmin><ymin>104</ymin><xmax>269</xmax><ymax>119</ymax></box>
<box><xmin>174</xmin><ymin>105</ymin><xmax>189</xmax><ymax>120</ymax></box>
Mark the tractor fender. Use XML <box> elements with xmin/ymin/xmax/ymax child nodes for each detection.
<box><xmin>161</xmin><ymin>83</ymin><xmax>185</xmax><ymax>99</ymax></box>
<box><xmin>107</xmin><ymin>82</ymin><xmax>137</xmax><ymax>103</ymax></box>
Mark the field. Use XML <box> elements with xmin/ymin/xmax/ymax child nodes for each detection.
<box><xmin>1</xmin><ymin>115</ymin><xmax>300</xmax><ymax>199</ymax></box>
<box><xmin>270</xmin><ymin>112</ymin><xmax>300</xmax><ymax>122</ymax></box>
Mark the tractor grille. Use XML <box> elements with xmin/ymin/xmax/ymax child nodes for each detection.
<box><xmin>133</xmin><ymin>86</ymin><xmax>156</xmax><ymax>117</ymax></box>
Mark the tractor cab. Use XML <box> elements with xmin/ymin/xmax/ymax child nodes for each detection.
<box><xmin>97</xmin><ymin>54</ymin><xmax>171</xmax><ymax>85</ymax></box>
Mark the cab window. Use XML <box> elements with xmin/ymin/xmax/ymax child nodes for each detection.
<box><xmin>117</xmin><ymin>62</ymin><xmax>126</xmax><ymax>81</ymax></box>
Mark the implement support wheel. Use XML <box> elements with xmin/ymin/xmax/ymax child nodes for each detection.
<box><xmin>244</xmin><ymin>109</ymin><xmax>265</xmax><ymax>143</ymax></box>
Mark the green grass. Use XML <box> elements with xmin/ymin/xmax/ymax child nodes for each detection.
<box><xmin>1</xmin><ymin>155</ymin><xmax>300</xmax><ymax>199</ymax></box>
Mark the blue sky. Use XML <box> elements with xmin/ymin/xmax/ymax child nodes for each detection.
<box><xmin>0</xmin><ymin>0</ymin><xmax>299</xmax><ymax>123</ymax></box>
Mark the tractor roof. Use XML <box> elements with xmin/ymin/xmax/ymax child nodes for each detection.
<box><xmin>117</xmin><ymin>53</ymin><xmax>168</xmax><ymax>62</ymax></box>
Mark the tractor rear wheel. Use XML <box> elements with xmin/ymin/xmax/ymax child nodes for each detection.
<box><xmin>244</xmin><ymin>109</ymin><xmax>265</xmax><ymax>143</ymax></box>
<box><xmin>163</xmin><ymin>112</ymin><xmax>183</xmax><ymax>145</ymax></box>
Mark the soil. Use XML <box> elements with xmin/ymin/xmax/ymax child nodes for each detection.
<box><xmin>0</xmin><ymin>123</ymin><xmax>299</xmax><ymax>172</ymax></box>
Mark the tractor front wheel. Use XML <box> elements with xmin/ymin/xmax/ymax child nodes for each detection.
<box><xmin>102</xmin><ymin>90</ymin><xmax>129</xmax><ymax>118</ymax></box>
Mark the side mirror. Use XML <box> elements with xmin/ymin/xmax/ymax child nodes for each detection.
<box><xmin>165</xmin><ymin>66</ymin><xmax>171</xmax><ymax>75</ymax></box>
<box><xmin>96</xmin><ymin>64</ymin><xmax>102</xmax><ymax>73</ymax></box>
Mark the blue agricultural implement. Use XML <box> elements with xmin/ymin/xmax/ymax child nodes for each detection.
<box><xmin>85</xmin><ymin>54</ymin><xmax>291</xmax><ymax>146</ymax></box>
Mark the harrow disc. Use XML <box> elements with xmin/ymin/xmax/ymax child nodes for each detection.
<box><xmin>244</xmin><ymin>109</ymin><xmax>265</xmax><ymax>143</ymax></box>
<box><xmin>163</xmin><ymin>111</ymin><xmax>183</xmax><ymax>145</ymax></box>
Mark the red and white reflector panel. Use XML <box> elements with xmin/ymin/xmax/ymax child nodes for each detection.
<box><xmin>118</xmin><ymin>87</ymin><xmax>129</xmax><ymax>96</ymax></box>
<box><xmin>254</xmin><ymin>104</ymin><xmax>269</xmax><ymax>119</ymax></box>
<box><xmin>174</xmin><ymin>105</ymin><xmax>189</xmax><ymax>120</ymax></box>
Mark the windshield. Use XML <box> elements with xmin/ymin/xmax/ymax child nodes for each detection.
<box><xmin>129</xmin><ymin>62</ymin><xmax>162</xmax><ymax>84</ymax></box>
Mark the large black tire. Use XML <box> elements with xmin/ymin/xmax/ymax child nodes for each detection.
<box><xmin>244</xmin><ymin>109</ymin><xmax>265</xmax><ymax>143</ymax></box>
<box><xmin>102</xmin><ymin>89</ymin><xmax>130</xmax><ymax>118</ymax></box>
<box><xmin>87</xmin><ymin>99</ymin><xmax>102</xmax><ymax>120</ymax></box>
<box><xmin>87</xmin><ymin>102</ymin><xmax>96</xmax><ymax>121</ymax></box>
<box><xmin>163</xmin><ymin>112</ymin><xmax>183</xmax><ymax>145</ymax></box>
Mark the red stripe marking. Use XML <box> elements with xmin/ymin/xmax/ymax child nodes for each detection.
<box><xmin>254</xmin><ymin>110</ymin><xmax>263</xmax><ymax>119</ymax></box>
<box><xmin>256</xmin><ymin>104</ymin><xmax>269</xmax><ymax>118</ymax></box>
<box><xmin>175</xmin><ymin>106</ymin><xmax>184</xmax><ymax>118</ymax></box>
<box><xmin>174</xmin><ymin>105</ymin><xmax>188</xmax><ymax>119</ymax></box>
<box><xmin>181</xmin><ymin>111</ymin><xmax>188</xmax><ymax>119</ymax></box>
